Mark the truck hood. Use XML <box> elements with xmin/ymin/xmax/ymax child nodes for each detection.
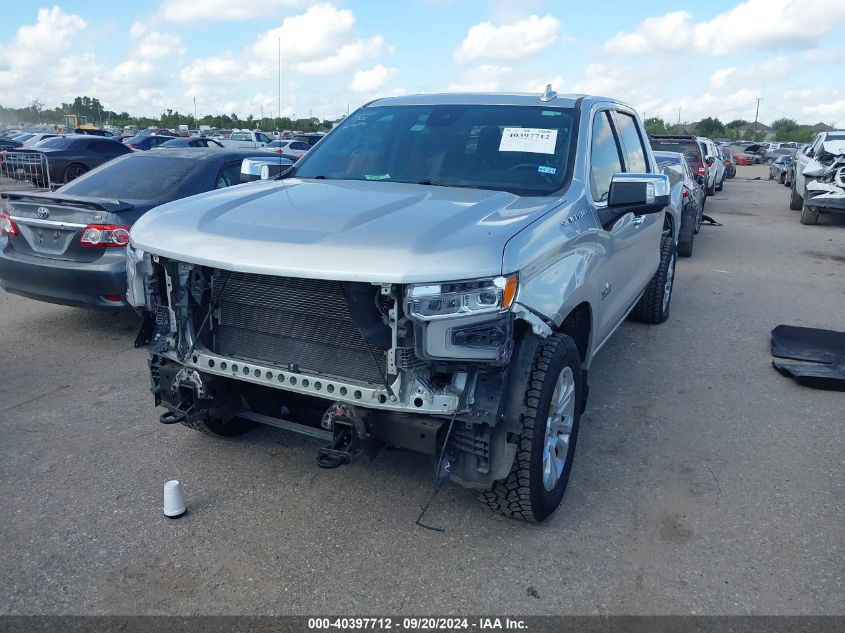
<box><xmin>130</xmin><ymin>178</ymin><xmax>561</xmax><ymax>283</ymax></box>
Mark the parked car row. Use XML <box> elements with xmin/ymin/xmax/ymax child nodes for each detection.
<box><xmin>0</xmin><ymin>135</ymin><xmax>132</xmax><ymax>185</ymax></box>
<box><xmin>647</xmin><ymin>133</ymin><xmax>743</xmax><ymax>256</ymax></box>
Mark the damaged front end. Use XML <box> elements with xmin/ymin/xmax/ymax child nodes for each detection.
<box><xmin>804</xmin><ymin>141</ymin><xmax>845</xmax><ymax>213</ymax></box>
<box><xmin>127</xmin><ymin>246</ymin><xmax>548</xmax><ymax>488</ymax></box>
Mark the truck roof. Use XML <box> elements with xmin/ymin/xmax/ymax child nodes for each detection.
<box><xmin>367</xmin><ymin>92</ymin><xmax>624</xmax><ymax>110</ymax></box>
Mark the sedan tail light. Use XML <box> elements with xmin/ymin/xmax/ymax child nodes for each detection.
<box><xmin>0</xmin><ymin>212</ymin><xmax>19</xmax><ymax>237</ymax></box>
<box><xmin>682</xmin><ymin>189</ymin><xmax>689</xmax><ymax>198</ymax></box>
<box><xmin>80</xmin><ymin>224</ymin><xmax>131</xmax><ymax>247</ymax></box>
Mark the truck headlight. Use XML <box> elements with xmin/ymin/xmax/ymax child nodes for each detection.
<box><xmin>407</xmin><ymin>274</ymin><xmax>518</xmax><ymax>320</ymax></box>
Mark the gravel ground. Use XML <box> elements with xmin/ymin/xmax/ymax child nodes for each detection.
<box><xmin>0</xmin><ymin>164</ymin><xmax>842</xmax><ymax>615</ymax></box>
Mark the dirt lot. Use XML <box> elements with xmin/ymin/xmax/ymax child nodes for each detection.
<box><xmin>1</xmin><ymin>165</ymin><xmax>842</xmax><ymax>615</ymax></box>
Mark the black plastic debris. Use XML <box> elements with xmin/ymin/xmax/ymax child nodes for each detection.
<box><xmin>771</xmin><ymin>325</ymin><xmax>845</xmax><ymax>391</ymax></box>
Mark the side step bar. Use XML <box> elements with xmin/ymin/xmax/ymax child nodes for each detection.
<box><xmin>237</xmin><ymin>410</ymin><xmax>332</xmax><ymax>441</ymax></box>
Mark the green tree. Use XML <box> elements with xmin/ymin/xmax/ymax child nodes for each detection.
<box><xmin>771</xmin><ymin>117</ymin><xmax>798</xmax><ymax>136</ymax></box>
<box><xmin>725</xmin><ymin>119</ymin><xmax>749</xmax><ymax>141</ymax></box>
<box><xmin>696</xmin><ymin>116</ymin><xmax>725</xmax><ymax>137</ymax></box>
<box><xmin>643</xmin><ymin>116</ymin><xmax>666</xmax><ymax>135</ymax></box>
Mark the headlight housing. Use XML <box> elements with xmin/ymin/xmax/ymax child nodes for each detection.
<box><xmin>407</xmin><ymin>274</ymin><xmax>518</xmax><ymax>320</ymax></box>
<box><xmin>405</xmin><ymin>274</ymin><xmax>518</xmax><ymax>365</ymax></box>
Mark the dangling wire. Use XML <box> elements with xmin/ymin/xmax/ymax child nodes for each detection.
<box><xmin>416</xmin><ymin>410</ymin><xmax>457</xmax><ymax>532</ymax></box>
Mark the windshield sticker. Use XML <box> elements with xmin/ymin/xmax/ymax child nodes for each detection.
<box><xmin>499</xmin><ymin>127</ymin><xmax>558</xmax><ymax>154</ymax></box>
<box><xmin>365</xmin><ymin>173</ymin><xmax>391</xmax><ymax>180</ymax></box>
<box><xmin>537</xmin><ymin>165</ymin><xmax>557</xmax><ymax>175</ymax></box>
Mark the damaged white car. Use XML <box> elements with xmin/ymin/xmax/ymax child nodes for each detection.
<box><xmin>790</xmin><ymin>131</ymin><xmax>845</xmax><ymax>225</ymax></box>
<box><xmin>127</xmin><ymin>91</ymin><xmax>676</xmax><ymax>522</ymax></box>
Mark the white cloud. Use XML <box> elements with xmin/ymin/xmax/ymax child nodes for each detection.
<box><xmin>158</xmin><ymin>0</ymin><xmax>303</xmax><ymax>22</ymax></box>
<box><xmin>709</xmin><ymin>68</ymin><xmax>736</xmax><ymax>90</ymax></box>
<box><xmin>604</xmin><ymin>0</ymin><xmax>845</xmax><ymax>56</ymax></box>
<box><xmin>295</xmin><ymin>36</ymin><xmax>391</xmax><ymax>75</ymax></box>
<box><xmin>183</xmin><ymin>3</ymin><xmax>390</xmax><ymax>82</ymax></box>
<box><xmin>349</xmin><ymin>64</ymin><xmax>398</xmax><ymax>93</ymax></box>
<box><xmin>453</xmin><ymin>14</ymin><xmax>560</xmax><ymax>63</ymax></box>
<box><xmin>448</xmin><ymin>65</ymin><xmax>512</xmax><ymax>92</ymax></box>
<box><xmin>447</xmin><ymin>66</ymin><xmax>565</xmax><ymax>94</ymax></box>
<box><xmin>708</xmin><ymin>57</ymin><xmax>791</xmax><ymax>91</ymax></box>
<box><xmin>0</xmin><ymin>6</ymin><xmax>86</xmax><ymax>85</ymax></box>
<box><xmin>783</xmin><ymin>87</ymin><xmax>845</xmax><ymax>125</ymax></box>
<box><xmin>252</xmin><ymin>4</ymin><xmax>355</xmax><ymax>59</ymax></box>
<box><xmin>133</xmin><ymin>31</ymin><xmax>185</xmax><ymax>60</ymax></box>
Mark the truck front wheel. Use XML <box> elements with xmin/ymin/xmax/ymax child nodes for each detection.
<box><xmin>480</xmin><ymin>333</ymin><xmax>583</xmax><ymax>522</ymax></box>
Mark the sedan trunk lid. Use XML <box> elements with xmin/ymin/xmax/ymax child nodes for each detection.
<box><xmin>2</xmin><ymin>193</ymin><xmax>134</xmax><ymax>260</ymax></box>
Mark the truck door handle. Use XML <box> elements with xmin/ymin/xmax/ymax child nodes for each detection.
<box><xmin>632</xmin><ymin>215</ymin><xmax>645</xmax><ymax>227</ymax></box>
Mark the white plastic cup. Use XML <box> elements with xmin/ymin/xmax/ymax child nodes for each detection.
<box><xmin>163</xmin><ymin>480</ymin><xmax>186</xmax><ymax>518</ymax></box>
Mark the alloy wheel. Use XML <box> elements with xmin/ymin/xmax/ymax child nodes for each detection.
<box><xmin>542</xmin><ymin>366</ymin><xmax>576</xmax><ymax>491</ymax></box>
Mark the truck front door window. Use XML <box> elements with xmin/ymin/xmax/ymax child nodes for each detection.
<box><xmin>611</xmin><ymin>111</ymin><xmax>648</xmax><ymax>173</ymax></box>
<box><xmin>589</xmin><ymin>111</ymin><xmax>623</xmax><ymax>203</ymax></box>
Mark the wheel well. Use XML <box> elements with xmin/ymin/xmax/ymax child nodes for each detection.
<box><xmin>663</xmin><ymin>211</ymin><xmax>674</xmax><ymax>237</ymax></box>
<box><xmin>557</xmin><ymin>302</ymin><xmax>591</xmax><ymax>362</ymax></box>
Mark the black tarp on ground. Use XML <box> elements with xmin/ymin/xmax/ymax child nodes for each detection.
<box><xmin>771</xmin><ymin>324</ymin><xmax>845</xmax><ymax>391</ymax></box>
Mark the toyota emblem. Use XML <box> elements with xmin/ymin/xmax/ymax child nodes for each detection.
<box><xmin>37</xmin><ymin>207</ymin><xmax>50</xmax><ymax>219</ymax></box>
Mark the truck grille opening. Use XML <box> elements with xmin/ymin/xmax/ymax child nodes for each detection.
<box><xmin>211</xmin><ymin>271</ymin><xmax>388</xmax><ymax>386</ymax></box>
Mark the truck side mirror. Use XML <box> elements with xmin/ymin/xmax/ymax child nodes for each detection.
<box><xmin>607</xmin><ymin>173</ymin><xmax>670</xmax><ymax>216</ymax></box>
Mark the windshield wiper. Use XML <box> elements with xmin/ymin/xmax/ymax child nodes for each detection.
<box><xmin>416</xmin><ymin>179</ymin><xmax>443</xmax><ymax>186</ymax></box>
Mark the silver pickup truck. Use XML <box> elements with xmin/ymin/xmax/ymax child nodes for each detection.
<box><xmin>218</xmin><ymin>130</ymin><xmax>274</xmax><ymax>149</ymax></box>
<box><xmin>127</xmin><ymin>90</ymin><xmax>676</xmax><ymax>522</ymax></box>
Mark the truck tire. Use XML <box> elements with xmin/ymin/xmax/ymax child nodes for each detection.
<box><xmin>677</xmin><ymin>205</ymin><xmax>696</xmax><ymax>257</ymax></box>
<box><xmin>181</xmin><ymin>415</ymin><xmax>255</xmax><ymax>437</ymax></box>
<box><xmin>789</xmin><ymin>182</ymin><xmax>803</xmax><ymax>210</ymax></box>
<box><xmin>800</xmin><ymin>203</ymin><xmax>819</xmax><ymax>225</ymax></box>
<box><xmin>629</xmin><ymin>235</ymin><xmax>676</xmax><ymax>324</ymax></box>
<box><xmin>480</xmin><ymin>333</ymin><xmax>582</xmax><ymax>522</ymax></box>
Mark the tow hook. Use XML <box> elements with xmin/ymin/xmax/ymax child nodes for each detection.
<box><xmin>158</xmin><ymin>394</ymin><xmax>208</xmax><ymax>425</ymax></box>
<box><xmin>316</xmin><ymin>403</ymin><xmax>368</xmax><ymax>469</ymax></box>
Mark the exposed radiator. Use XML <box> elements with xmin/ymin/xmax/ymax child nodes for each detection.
<box><xmin>212</xmin><ymin>271</ymin><xmax>388</xmax><ymax>386</ymax></box>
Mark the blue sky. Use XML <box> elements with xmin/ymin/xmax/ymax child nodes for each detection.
<box><xmin>1</xmin><ymin>1</ymin><xmax>843</xmax><ymax>125</ymax></box>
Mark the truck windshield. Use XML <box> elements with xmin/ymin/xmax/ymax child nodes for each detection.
<box><xmin>294</xmin><ymin>104</ymin><xmax>577</xmax><ymax>196</ymax></box>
